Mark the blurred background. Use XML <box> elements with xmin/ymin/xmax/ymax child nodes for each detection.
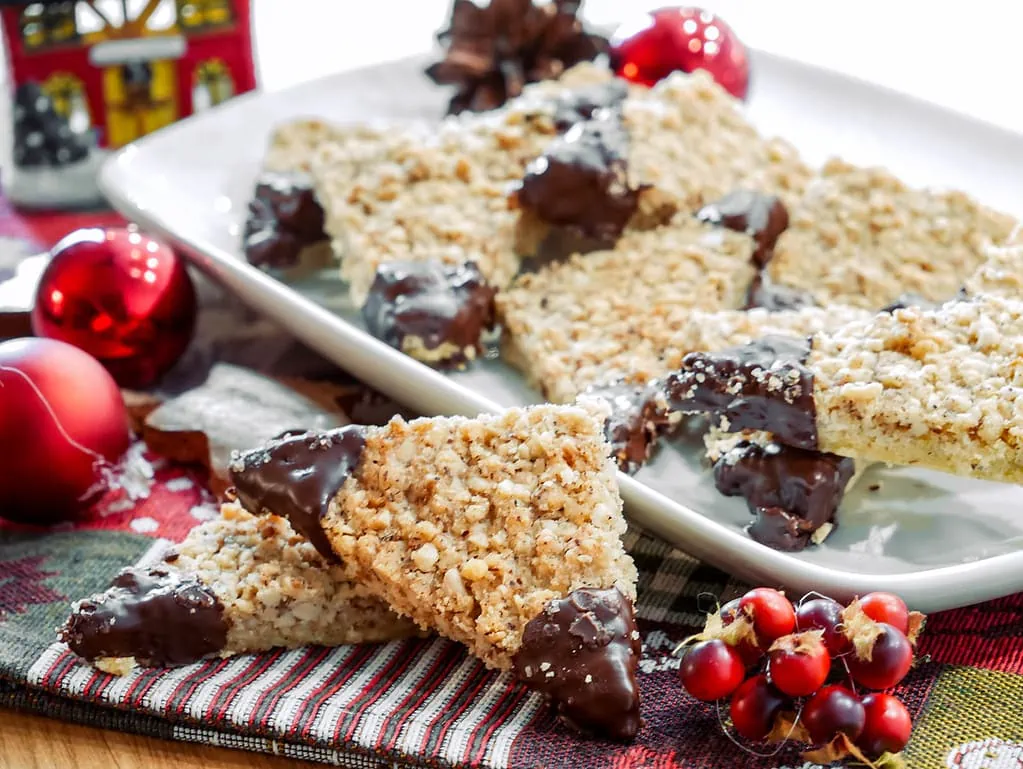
<box><xmin>0</xmin><ymin>0</ymin><xmax>1020</xmax><ymax>212</ymax></box>
<box><xmin>250</xmin><ymin>0</ymin><xmax>1023</xmax><ymax>134</ymax></box>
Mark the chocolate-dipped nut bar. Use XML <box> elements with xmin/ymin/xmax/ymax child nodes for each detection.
<box><xmin>661</xmin><ymin>304</ymin><xmax>873</xmax><ymax>374</ymax></box>
<box><xmin>578</xmin><ymin>380</ymin><xmax>676</xmax><ymax>474</ymax></box>
<box><xmin>665</xmin><ymin>292</ymin><xmax>1023</xmax><ymax>484</ymax></box>
<box><xmin>498</xmin><ymin>187</ymin><xmax>820</xmax><ymax>409</ymax></box>
<box><xmin>765</xmin><ymin>159</ymin><xmax>1017</xmax><ymax>310</ymax></box>
<box><xmin>361</xmin><ymin>260</ymin><xmax>496</xmax><ymax>368</ymax></box>
<box><xmin>571</xmin><ymin>304</ymin><xmax>871</xmax><ymax>476</ymax></box>
<box><xmin>704</xmin><ymin>428</ymin><xmax>865</xmax><ymax>552</ymax></box>
<box><xmin>513</xmin><ymin>71</ymin><xmax>810</xmax><ymax>255</ymax></box>
<box><xmin>240</xmin><ymin>119</ymin><xmax>361</xmax><ymax>271</ymax></box>
<box><xmin>310</xmin><ymin>64</ymin><xmax>630</xmax><ymax>306</ymax></box>
<box><xmin>60</xmin><ymin>504</ymin><xmax>419</xmax><ymax>675</ymax></box>
<box><xmin>229</xmin><ymin>405</ymin><xmax>642</xmax><ymax>740</ymax></box>
<box><xmin>497</xmin><ymin>216</ymin><xmax>758</xmax><ymax>404</ymax></box>
<box><xmin>663</xmin><ymin>305</ymin><xmax>871</xmax><ymax>548</ymax></box>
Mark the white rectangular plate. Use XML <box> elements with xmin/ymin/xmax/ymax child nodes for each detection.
<box><xmin>100</xmin><ymin>52</ymin><xmax>1023</xmax><ymax>613</ymax></box>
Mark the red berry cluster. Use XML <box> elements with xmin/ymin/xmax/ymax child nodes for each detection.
<box><xmin>677</xmin><ymin>588</ymin><xmax>925</xmax><ymax>765</ymax></box>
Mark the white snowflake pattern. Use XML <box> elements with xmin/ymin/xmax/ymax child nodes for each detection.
<box><xmin>101</xmin><ymin>498</ymin><xmax>136</xmax><ymax>516</ymax></box>
<box><xmin>189</xmin><ymin>504</ymin><xmax>218</xmax><ymax>522</ymax></box>
<box><xmin>164</xmin><ymin>476</ymin><xmax>195</xmax><ymax>493</ymax></box>
<box><xmin>129</xmin><ymin>517</ymin><xmax>159</xmax><ymax>534</ymax></box>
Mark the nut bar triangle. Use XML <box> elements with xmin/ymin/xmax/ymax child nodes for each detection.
<box><xmin>664</xmin><ymin>291</ymin><xmax>1023</xmax><ymax>485</ymax></box>
<box><xmin>59</xmin><ymin>504</ymin><xmax>420</xmax><ymax>675</ymax></box>
<box><xmin>228</xmin><ymin>404</ymin><xmax>643</xmax><ymax>740</ymax></box>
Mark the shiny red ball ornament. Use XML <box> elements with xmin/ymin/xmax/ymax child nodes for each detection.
<box><xmin>32</xmin><ymin>227</ymin><xmax>197</xmax><ymax>389</ymax></box>
<box><xmin>610</xmin><ymin>7</ymin><xmax>750</xmax><ymax>99</ymax></box>
<box><xmin>0</xmin><ymin>337</ymin><xmax>131</xmax><ymax>524</ymax></box>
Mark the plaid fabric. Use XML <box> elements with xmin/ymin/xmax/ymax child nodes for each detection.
<box><xmin>1</xmin><ymin>209</ymin><xmax>1023</xmax><ymax>768</ymax></box>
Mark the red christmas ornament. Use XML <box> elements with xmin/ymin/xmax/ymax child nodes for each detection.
<box><xmin>32</xmin><ymin>227</ymin><xmax>197</xmax><ymax>389</ymax></box>
<box><xmin>0</xmin><ymin>337</ymin><xmax>131</xmax><ymax>524</ymax></box>
<box><xmin>610</xmin><ymin>7</ymin><xmax>750</xmax><ymax>99</ymax></box>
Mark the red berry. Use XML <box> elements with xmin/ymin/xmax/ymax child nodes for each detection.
<box><xmin>609</xmin><ymin>7</ymin><xmax>750</xmax><ymax>99</ymax></box>
<box><xmin>729</xmin><ymin>674</ymin><xmax>788</xmax><ymax>742</ymax></box>
<box><xmin>767</xmin><ymin>632</ymin><xmax>831</xmax><ymax>697</ymax></box>
<box><xmin>858</xmin><ymin>693</ymin><xmax>912</xmax><ymax>758</ymax></box>
<box><xmin>859</xmin><ymin>593</ymin><xmax>910</xmax><ymax>635</ymax></box>
<box><xmin>796</xmin><ymin>598</ymin><xmax>851</xmax><ymax>656</ymax></box>
<box><xmin>802</xmin><ymin>685</ymin><xmax>866</xmax><ymax>745</ymax></box>
<box><xmin>720</xmin><ymin>598</ymin><xmax>741</xmax><ymax>624</ymax></box>
<box><xmin>679</xmin><ymin>639</ymin><xmax>746</xmax><ymax>701</ymax></box>
<box><xmin>739</xmin><ymin>588</ymin><xmax>796</xmax><ymax>642</ymax></box>
<box><xmin>719</xmin><ymin>598</ymin><xmax>764</xmax><ymax>666</ymax></box>
<box><xmin>847</xmin><ymin>623</ymin><xmax>914</xmax><ymax>690</ymax></box>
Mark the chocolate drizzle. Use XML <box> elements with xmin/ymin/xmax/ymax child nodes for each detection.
<box><xmin>582</xmin><ymin>380</ymin><xmax>671</xmax><ymax>474</ymax></box>
<box><xmin>59</xmin><ymin>567</ymin><xmax>228</xmax><ymax>666</ymax></box>
<box><xmin>664</xmin><ymin>335</ymin><xmax>819</xmax><ymax>450</ymax></box>
<box><xmin>243</xmin><ymin>171</ymin><xmax>328</xmax><ymax>270</ymax></box>
<box><xmin>697</xmin><ymin>190</ymin><xmax>789</xmax><ymax>267</ymax></box>
<box><xmin>514</xmin><ymin>117</ymin><xmax>641</xmax><ymax>244</ymax></box>
<box><xmin>714</xmin><ymin>440</ymin><xmax>855</xmax><ymax>551</ymax></box>
<box><xmin>229</xmin><ymin>426</ymin><xmax>367</xmax><ymax>560</ymax></box>
<box><xmin>361</xmin><ymin>260</ymin><xmax>496</xmax><ymax>367</ymax></box>
<box><xmin>513</xmin><ymin>587</ymin><xmax>642</xmax><ymax>741</ymax></box>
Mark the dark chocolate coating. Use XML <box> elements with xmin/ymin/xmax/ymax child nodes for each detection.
<box><xmin>243</xmin><ymin>171</ymin><xmax>327</xmax><ymax>269</ymax></box>
<box><xmin>515</xmin><ymin>117</ymin><xmax>640</xmax><ymax>244</ymax></box>
<box><xmin>697</xmin><ymin>190</ymin><xmax>789</xmax><ymax>267</ymax></box>
<box><xmin>60</xmin><ymin>567</ymin><xmax>227</xmax><ymax>667</ymax></box>
<box><xmin>513</xmin><ymin>587</ymin><xmax>642</xmax><ymax>741</ymax></box>
<box><xmin>230</xmin><ymin>426</ymin><xmax>367</xmax><ymax>560</ymax></box>
<box><xmin>582</xmin><ymin>380</ymin><xmax>669</xmax><ymax>474</ymax></box>
<box><xmin>361</xmin><ymin>260</ymin><xmax>496</xmax><ymax>367</ymax></box>
<box><xmin>664</xmin><ymin>335</ymin><xmax>819</xmax><ymax>450</ymax></box>
<box><xmin>714</xmin><ymin>440</ymin><xmax>855</xmax><ymax>551</ymax></box>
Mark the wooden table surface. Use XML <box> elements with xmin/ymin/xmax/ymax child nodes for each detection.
<box><xmin>0</xmin><ymin>710</ymin><xmax>319</xmax><ymax>769</ymax></box>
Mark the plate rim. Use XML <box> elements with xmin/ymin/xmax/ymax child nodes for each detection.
<box><xmin>98</xmin><ymin>50</ymin><xmax>1023</xmax><ymax>613</ymax></box>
